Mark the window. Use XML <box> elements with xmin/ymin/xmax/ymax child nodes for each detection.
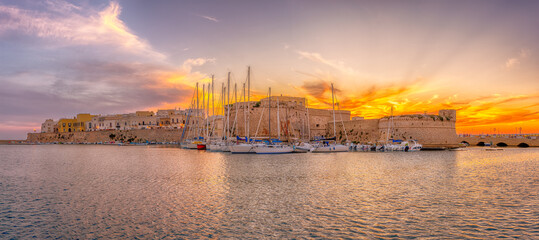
<box><xmin>63</xmin><ymin>123</ymin><xmax>66</xmax><ymax>127</ymax></box>
<box><xmin>68</xmin><ymin>123</ymin><xmax>71</xmax><ymax>127</ymax></box>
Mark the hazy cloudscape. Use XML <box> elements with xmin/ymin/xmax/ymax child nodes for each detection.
<box><xmin>1</xmin><ymin>0</ymin><xmax>538</xmax><ymax>139</ymax></box>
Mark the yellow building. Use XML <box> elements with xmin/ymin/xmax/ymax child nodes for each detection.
<box><xmin>58</xmin><ymin>113</ymin><xmax>95</xmax><ymax>132</ymax></box>
<box><xmin>58</xmin><ymin>118</ymin><xmax>77</xmax><ymax>133</ymax></box>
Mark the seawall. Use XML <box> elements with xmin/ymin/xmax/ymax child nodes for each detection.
<box><xmin>27</xmin><ymin>129</ymin><xmax>185</xmax><ymax>143</ymax></box>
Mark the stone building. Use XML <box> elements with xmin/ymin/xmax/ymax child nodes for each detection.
<box><xmin>40</xmin><ymin>119</ymin><xmax>57</xmax><ymax>133</ymax></box>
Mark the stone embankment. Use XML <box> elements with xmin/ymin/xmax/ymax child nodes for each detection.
<box><xmin>27</xmin><ymin>129</ymin><xmax>185</xmax><ymax>143</ymax></box>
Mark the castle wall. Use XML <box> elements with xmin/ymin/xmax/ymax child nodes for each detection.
<box><xmin>378</xmin><ymin>117</ymin><xmax>458</xmax><ymax>148</ymax></box>
<box><xmin>327</xmin><ymin>119</ymin><xmax>381</xmax><ymax>143</ymax></box>
<box><xmin>328</xmin><ymin>112</ymin><xmax>459</xmax><ymax>148</ymax></box>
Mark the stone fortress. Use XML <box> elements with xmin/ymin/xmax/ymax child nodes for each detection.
<box><xmin>226</xmin><ymin>96</ymin><xmax>458</xmax><ymax>149</ymax></box>
<box><xmin>29</xmin><ymin>96</ymin><xmax>459</xmax><ymax>149</ymax></box>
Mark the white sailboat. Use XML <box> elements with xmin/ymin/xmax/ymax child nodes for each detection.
<box><xmin>254</xmin><ymin>87</ymin><xmax>294</xmax><ymax>154</ymax></box>
<box><xmin>311</xmin><ymin>83</ymin><xmax>348</xmax><ymax>153</ymax></box>
<box><xmin>229</xmin><ymin>67</ymin><xmax>256</xmax><ymax>154</ymax></box>
<box><xmin>254</xmin><ymin>144</ymin><xmax>294</xmax><ymax>154</ymax></box>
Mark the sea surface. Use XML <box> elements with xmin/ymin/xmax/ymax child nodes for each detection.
<box><xmin>0</xmin><ymin>145</ymin><xmax>537</xmax><ymax>239</ymax></box>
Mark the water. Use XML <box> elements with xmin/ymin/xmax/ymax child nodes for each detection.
<box><xmin>1</xmin><ymin>145</ymin><xmax>537</xmax><ymax>239</ymax></box>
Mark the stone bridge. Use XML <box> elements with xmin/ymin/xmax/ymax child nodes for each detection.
<box><xmin>458</xmin><ymin>136</ymin><xmax>538</xmax><ymax>147</ymax></box>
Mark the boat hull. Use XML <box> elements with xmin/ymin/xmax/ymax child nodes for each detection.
<box><xmin>186</xmin><ymin>143</ymin><xmax>198</xmax><ymax>149</ymax></box>
<box><xmin>197</xmin><ymin>144</ymin><xmax>206</xmax><ymax>150</ymax></box>
<box><xmin>229</xmin><ymin>144</ymin><xmax>256</xmax><ymax>154</ymax></box>
<box><xmin>254</xmin><ymin>145</ymin><xmax>294</xmax><ymax>154</ymax></box>
<box><xmin>207</xmin><ymin>144</ymin><xmax>223</xmax><ymax>152</ymax></box>
<box><xmin>311</xmin><ymin>145</ymin><xmax>348</xmax><ymax>153</ymax></box>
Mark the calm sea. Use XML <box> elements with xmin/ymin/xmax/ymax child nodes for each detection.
<box><xmin>0</xmin><ymin>145</ymin><xmax>537</xmax><ymax>239</ymax></box>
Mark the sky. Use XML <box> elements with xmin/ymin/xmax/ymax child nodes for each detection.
<box><xmin>1</xmin><ymin>0</ymin><xmax>538</xmax><ymax>139</ymax></box>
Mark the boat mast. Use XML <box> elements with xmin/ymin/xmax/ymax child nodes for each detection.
<box><xmin>306</xmin><ymin>98</ymin><xmax>311</xmax><ymax>141</ymax></box>
<box><xmin>221</xmin><ymin>83</ymin><xmax>225</xmax><ymax>138</ymax></box>
<box><xmin>277</xmin><ymin>97</ymin><xmax>280</xmax><ymax>139</ymax></box>
<box><xmin>202</xmin><ymin>83</ymin><xmax>205</xmax><ymax>140</ymax></box>
<box><xmin>207</xmin><ymin>82</ymin><xmax>210</xmax><ymax>138</ymax></box>
<box><xmin>247</xmin><ymin>66</ymin><xmax>250</xmax><ymax>141</ymax></box>
<box><xmin>268</xmin><ymin>87</ymin><xmax>271</xmax><ymax>139</ymax></box>
<box><xmin>243</xmin><ymin>82</ymin><xmax>246</xmax><ymax>139</ymax></box>
<box><xmin>233</xmin><ymin>82</ymin><xmax>238</xmax><ymax>136</ymax></box>
<box><xmin>226</xmin><ymin>72</ymin><xmax>230</xmax><ymax>140</ymax></box>
<box><xmin>331</xmin><ymin>83</ymin><xmax>337</xmax><ymax>138</ymax></box>
<box><xmin>285</xmin><ymin>104</ymin><xmax>290</xmax><ymax>141</ymax></box>
<box><xmin>211</xmin><ymin>75</ymin><xmax>214</xmax><ymax>117</ymax></box>
<box><xmin>196</xmin><ymin>82</ymin><xmax>199</xmax><ymax>137</ymax></box>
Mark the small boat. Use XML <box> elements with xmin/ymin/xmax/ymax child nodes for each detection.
<box><xmin>196</xmin><ymin>143</ymin><xmax>206</xmax><ymax>150</ymax></box>
<box><xmin>182</xmin><ymin>140</ymin><xmax>201</xmax><ymax>149</ymax></box>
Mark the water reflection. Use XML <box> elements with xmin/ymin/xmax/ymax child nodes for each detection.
<box><xmin>0</xmin><ymin>146</ymin><xmax>537</xmax><ymax>238</ymax></box>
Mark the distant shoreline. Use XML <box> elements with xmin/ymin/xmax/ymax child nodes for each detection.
<box><xmin>0</xmin><ymin>140</ymin><xmax>29</xmax><ymax>145</ymax></box>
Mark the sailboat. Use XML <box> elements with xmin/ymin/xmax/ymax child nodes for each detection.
<box><xmin>207</xmin><ymin>80</ymin><xmax>226</xmax><ymax>152</ymax></box>
<box><xmin>229</xmin><ymin>67</ymin><xmax>270</xmax><ymax>154</ymax></box>
<box><xmin>180</xmin><ymin>84</ymin><xmax>205</xmax><ymax>149</ymax></box>
<box><xmin>311</xmin><ymin>83</ymin><xmax>348</xmax><ymax>153</ymax></box>
<box><xmin>254</xmin><ymin>87</ymin><xmax>294</xmax><ymax>154</ymax></box>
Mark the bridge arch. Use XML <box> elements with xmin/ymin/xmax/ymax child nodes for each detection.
<box><xmin>496</xmin><ymin>142</ymin><xmax>508</xmax><ymax>147</ymax></box>
<box><xmin>518</xmin><ymin>143</ymin><xmax>529</xmax><ymax>148</ymax></box>
<box><xmin>477</xmin><ymin>141</ymin><xmax>485</xmax><ymax>146</ymax></box>
<box><xmin>460</xmin><ymin>141</ymin><xmax>470</xmax><ymax>146</ymax></box>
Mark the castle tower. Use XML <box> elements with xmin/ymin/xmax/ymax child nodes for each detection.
<box><xmin>438</xmin><ymin>109</ymin><xmax>456</xmax><ymax>121</ymax></box>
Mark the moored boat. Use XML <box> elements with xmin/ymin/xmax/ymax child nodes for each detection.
<box><xmin>197</xmin><ymin>143</ymin><xmax>206</xmax><ymax>150</ymax></box>
<box><xmin>254</xmin><ymin>144</ymin><xmax>294</xmax><ymax>154</ymax></box>
<box><xmin>311</xmin><ymin>142</ymin><xmax>348</xmax><ymax>153</ymax></box>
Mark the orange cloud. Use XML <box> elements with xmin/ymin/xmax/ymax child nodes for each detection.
<box><xmin>291</xmin><ymin>76</ymin><xmax>539</xmax><ymax>134</ymax></box>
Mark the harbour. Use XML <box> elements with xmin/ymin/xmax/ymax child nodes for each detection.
<box><xmin>1</xmin><ymin>145</ymin><xmax>537</xmax><ymax>238</ymax></box>
<box><xmin>1</xmin><ymin>1</ymin><xmax>539</xmax><ymax>239</ymax></box>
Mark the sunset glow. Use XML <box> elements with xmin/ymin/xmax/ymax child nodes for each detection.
<box><xmin>1</xmin><ymin>0</ymin><xmax>538</xmax><ymax>139</ymax></box>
